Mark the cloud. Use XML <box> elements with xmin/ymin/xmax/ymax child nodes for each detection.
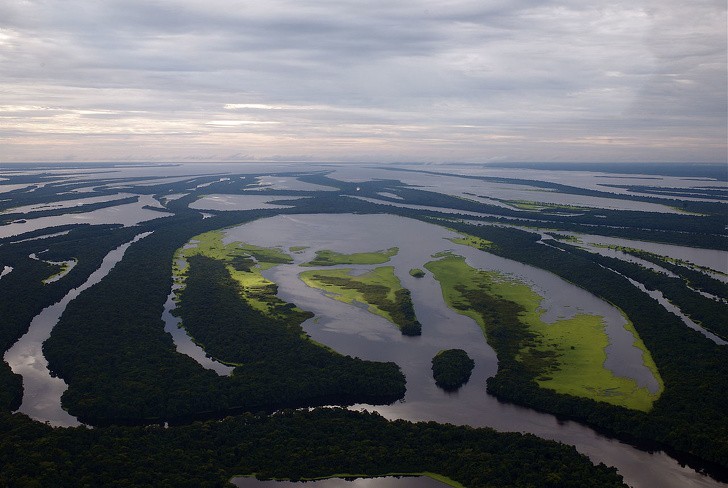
<box><xmin>0</xmin><ymin>0</ymin><xmax>725</xmax><ymax>162</ymax></box>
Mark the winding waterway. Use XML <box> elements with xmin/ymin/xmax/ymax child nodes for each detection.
<box><xmin>4</xmin><ymin>232</ymin><xmax>152</xmax><ymax>427</ymax></box>
<box><xmin>162</xmin><ymin>258</ymin><xmax>235</xmax><ymax>376</ymax></box>
<box><xmin>218</xmin><ymin>213</ymin><xmax>720</xmax><ymax>488</ymax></box>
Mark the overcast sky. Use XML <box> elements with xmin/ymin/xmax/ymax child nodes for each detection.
<box><xmin>1</xmin><ymin>0</ymin><xmax>726</xmax><ymax>163</ymax></box>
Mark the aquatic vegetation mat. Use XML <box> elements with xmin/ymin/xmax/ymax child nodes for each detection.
<box><xmin>425</xmin><ymin>252</ymin><xmax>662</xmax><ymax>411</ymax></box>
<box><xmin>300</xmin><ymin>266</ymin><xmax>421</xmax><ymax>336</ymax></box>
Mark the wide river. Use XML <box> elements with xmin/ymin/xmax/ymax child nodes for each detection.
<box><xmin>216</xmin><ymin>213</ymin><xmax>722</xmax><ymax>488</ymax></box>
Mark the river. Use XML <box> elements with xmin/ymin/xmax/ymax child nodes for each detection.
<box><xmin>4</xmin><ymin>232</ymin><xmax>152</xmax><ymax>427</ymax></box>
<box><xmin>219</xmin><ymin>213</ymin><xmax>720</xmax><ymax>488</ymax></box>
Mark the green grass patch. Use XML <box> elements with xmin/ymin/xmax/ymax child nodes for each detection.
<box><xmin>300</xmin><ymin>267</ymin><xmax>421</xmax><ymax>335</ymax></box>
<box><xmin>425</xmin><ymin>253</ymin><xmax>662</xmax><ymax>411</ymax></box>
<box><xmin>176</xmin><ymin>231</ymin><xmax>299</xmax><ymax>317</ymax></box>
<box><xmin>42</xmin><ymin>259</ymin><xmax>77</xmax><ymax>284</ymax></box>
<box><xmin>448</xmin><ymin>233</ymin><xmax>493</xmax><ymax>250</ymax></box>
<box><xmin>289</xmin><ymin>245</ymin><xmax>309</xmax><ymax>253</ymax></box>
<box><xmin>302</xmin><ymin>247</ymin><xmax>399</xmax><ymax>266</ymax></box>
<box><xmin>409</xmin><ymin>268</ymin><xmax>426</xmax><ymax>278</ymax></box>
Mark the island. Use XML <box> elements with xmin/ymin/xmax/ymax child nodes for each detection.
<box><xmin>299</xmin><ymin>266</ymin><xmax>422</xmax><ymax>336</ymax></box>
<box><xmin>431</xmin><ymin>349</ymin><xmax>475</xmax><ymax>391</ymax></box>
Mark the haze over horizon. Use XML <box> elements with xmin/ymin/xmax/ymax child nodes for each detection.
<box><xmin>1</xmin><ymin>0</ymin><xmax>726</xmax><ymax>164</ymax></box>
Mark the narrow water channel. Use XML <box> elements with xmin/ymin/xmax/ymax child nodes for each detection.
<box><xmin>573</xmin><ymin>243</ymin><xmax>727</xmax><ymax>346</ymax></box>
<box><xmin>162</xmin><ymin>256</ymin><xmax>235</xmax><ymax>375</ymax></box>
<box><xmin>622</xmin><ymin>275</ymin><xmax>727</xmax><ymax>346</ymax></box>
<box><xmin>3</xmin><ymin>232</ymin><xmax>152</xmax><ymax>427</ymax></box>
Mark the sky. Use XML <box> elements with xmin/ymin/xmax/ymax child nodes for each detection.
<box><xmin>0</xmin><ymin>0</ymin><xmax>726</xmax><ymax>164</ymax></box>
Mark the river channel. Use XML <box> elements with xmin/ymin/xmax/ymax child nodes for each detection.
<box><xmin>4</xmin><ymin>232</ymin><xmax>152</xmax><ymax>427</ymax></box>
<box><xmin>219</xmin><ymin>213</ymin><xmax>721</xmax><ymax>488</ymax></box>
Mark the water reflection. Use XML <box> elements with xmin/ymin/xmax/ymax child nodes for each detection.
<box><xmin>215</xmin><ymin>214</ymin><xmax>716</xmax><ymax>488</ymax></box>
<box><xmin>0</xmin><ymin>265</ymin><xmax>12</xmax><ymax>280</ymax></box>
<box><xmin>247</xmin><ymin>175</ymin><xmax>338</xmax><ymax>192</ymax></box>
<box><xmin>190</xmin><ymin>194</ymin><xmax>309</xmax><ymax>211</ymax></box>
<box><xmin>0</xmin><ymin>195</ymin><xmax>171</xmax><ymax>239</ymax></box>
<box><xmin>325</xmin><ymin>165</ymin><xmax>689</xmax><ymax>213</ymax></box>
<box><xmin>231</xmin><ymin>476</ymin><xmax>449</xmax><ymax>487</ymax></box>
<box><xmin>161</xmin><ymin>278</ymin><xmax>235</xmax><ymax>375</ymax></box>
<box><xmin>3</xmin><ymin>232</ymin><xmax>152</xmax><ymax>427</ymax></box>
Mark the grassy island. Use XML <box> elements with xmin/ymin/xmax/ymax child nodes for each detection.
<box><xmin>431</xmin><ymin>349</ymin><xmax>475</xmax><ymax>391</ymax></box>
<box><xmin>409</xmin><ymin>268</ymin><xmax>426</xmax><ymax>278</ymax></box>
<box><xmin>448</xmin><ymin>233</ymin><xmax>493</xmax><ymax>250</ymax></box>
<box><xmin>41</xmin><ymin>259</ymin><xmax>77</xmax><ymax>284</ymax></box>
<box><xmin>302</xmin><ymin>247</ymin><xmax>398</xmax><ymax>266</ymax></box>
<box><xmin>425</xmin><ymin>252</ymin><xmax>662</xmax><ymax>411</ymax></box>
<box><xmin>175</xmin><ymin>230</ymin><xmax>295</xmax><ymax>317</ymax></box>
<box><xmin>300</xmin><ymin>266</ymin><xmax>422</xmax><ymax>336</ymax></box>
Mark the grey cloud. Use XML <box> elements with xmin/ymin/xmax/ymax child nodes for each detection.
<box><xmin>0</xmin><ymin>0</ymin><xmax>724</xmax><ymax>162</ymax></box>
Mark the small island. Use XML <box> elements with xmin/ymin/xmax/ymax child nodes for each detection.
<box><xmin>409</xmin><ymin>268</ymin><xmax>426</xmax><ymax>278</ymax></box>
<box><xmin>431</xmin><ymin>349</ymin><xmax>475</xmax><ymax>391</ymax></box>
<box><xmin>300</xmin><ymin>266</ymin><xmax>422</xmax><ymax>336</ymax></box>
<box><xmin>302</xmin><ymin>247</ymin><xmax>398</xmax><ymax>266</ymax></box>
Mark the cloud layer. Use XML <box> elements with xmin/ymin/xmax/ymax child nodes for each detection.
<box><xmin>0</xmin><ymin>0</ymin><xmax>725</xmax><ymax>163</ymax></box>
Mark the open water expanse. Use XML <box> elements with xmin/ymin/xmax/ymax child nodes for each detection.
<box><xmin>1</xmin><ymin>162</ymin><xmax>726</xmax><ymax>488</ymax></box>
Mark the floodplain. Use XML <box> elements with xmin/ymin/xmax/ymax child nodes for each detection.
<box><xmin>0</xmin><ymin>162</ymin><xmax>726</xmax><ymax>488</ymax></box>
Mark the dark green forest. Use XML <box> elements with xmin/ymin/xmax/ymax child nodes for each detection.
<box><xmin>0</xmin><ymin>409</ymin><xmax>627</xmax><ymax>488</ymax></box>
<box><xmin>431</xmin><ymin>349</ymin><xmax>475</xmax><ymax>391</ymax></box>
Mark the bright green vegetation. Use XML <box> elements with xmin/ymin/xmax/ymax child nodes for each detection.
<box><xmin>302</xmin><ymin>247</ymin><xmax>398</xmax><ymax>266</ymax></box>
<box><xmin>300</xmin><ymin>267</ymin><xmax>422</xmax><ymax>336</ymax></box>
<box><xmin>175</xmin><ymin>230</ymin><xmax>295</xmax><ymax>316</ymax></box>
<box><xmin>425</xmin><ymin>253</ymin><xmax>662</xmax><ymax>411</ymax></box>
<box><xmin>409</xmin><ymin>268</ymin><xmax>426</xmax><ymax>278</ymax></box>
<box><xmin>42</xmin><ymin>259</ymin><xmax>77</xmax><ymax>284</ymax></box>
<box><xmin>448</xmin><ymin>233</ymin><xmax>493</xmax><ymax>250</ymax></box>
<box><xmin>3</xmin><ymin>163</ymin><xmax>726</xmax><ymax>482</ymax></box>
<box><xmin>431</xmin><ymin>349</ymin><xmax>475</xmax><ymax>391</ymax></box>
<box><xmin>175</xmin><ymin>231</ymin><xmax>403</xmax><ymax>369</ymax></box>
<box><xmin>435</xmin><ymin>219</ymin><xmax>728</xmax><ymax>470</ymax></box>
<box><xmin>289</xmin><ymin>245</ymin><xmax>309</xmax><ymax>253</ymax></box>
